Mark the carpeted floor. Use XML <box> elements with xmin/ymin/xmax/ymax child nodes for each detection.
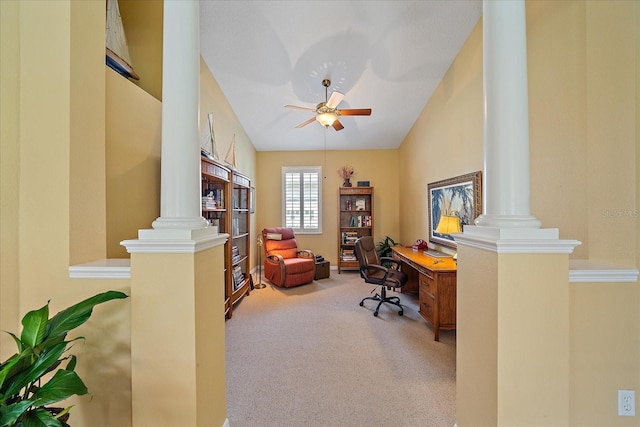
<box><xmin>225</xmin><ymin>270</ymin><xmax>456</xmax><ymax>427</ymax></box>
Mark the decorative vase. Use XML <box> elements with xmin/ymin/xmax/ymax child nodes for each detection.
<box><xmin>343</xmin><ymin>178</ymin><xmax>352</xmax><ymax>187</ymax></box>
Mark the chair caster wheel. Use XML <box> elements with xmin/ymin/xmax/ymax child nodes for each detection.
<box><xmin>399</xmin><ymin>311</ymin><xmax>404</xmax><ymax>316</ymax></box>
<box><xmin>373</xmin><ymin>311</ymin><xmax>379</xmax><ymax>317</ymax></box>
<box><xmin>359</xmin><ymin>301</ymin><xmax>364</xmax><ymax>307</ymax></box>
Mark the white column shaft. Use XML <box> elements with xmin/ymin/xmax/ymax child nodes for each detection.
<box><xmin>153</xmin><ymin>0</ymin><xmax>207</xmax><ymax>230</ymax></box>
<box><xmin>475</xmin><ymin>0</ymin><xmax>540</xmax><ymax>229</ymax></box>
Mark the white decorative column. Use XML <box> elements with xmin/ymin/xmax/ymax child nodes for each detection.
<box><xmin>152</xmin><ymin>0</ymin><xmax>208</xmax><ymax>230</ymax></box>
<box><xmin>454</xmin><ymin>2</ymin><xmax>580</xmax><ymax>426</ymax></box>
<box><xmin>122</xmin><ymin>1</ymin><xmax>229</xmax><ymax>426</ymax></box>
<box><xmin>474</xmin><ymin>0</ymin><xmax>540</xmax><ymax>229</ymax></box>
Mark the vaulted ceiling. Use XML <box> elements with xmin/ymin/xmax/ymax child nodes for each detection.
<box><xmin>199</xmin><ymin>1</ymin><xmax>482</xmax><ymax>152</ymax></box>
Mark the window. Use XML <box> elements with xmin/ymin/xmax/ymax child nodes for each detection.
<box><xmin>282</xmin><ymin>166</ymin><xmax>322</xmax><ymax>234</ymax></box>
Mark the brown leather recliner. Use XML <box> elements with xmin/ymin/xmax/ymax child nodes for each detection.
<box><xmin>262</xmin><ymin>227</ymin><xmax>315</xmax><ymax>288</ymax></box>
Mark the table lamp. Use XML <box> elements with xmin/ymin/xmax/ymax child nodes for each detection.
<box><xmin>435</xmin><ymin>215</ymin><xmax>461</xmax><ymax>235</ymax></box>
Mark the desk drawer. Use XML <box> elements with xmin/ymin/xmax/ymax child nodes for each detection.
<box><xmin>419</xmin><ymin>272</ymin><xmax>434</xmax><ymax>296</ymax></box>
<box><xmin>419</xmin><ymin>282</ymin><xmax>434</xmax><ymax>322</ymax></box>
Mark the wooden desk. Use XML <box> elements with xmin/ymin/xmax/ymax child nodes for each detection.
<box><xmin>391</xmin><ymin>247</ymin><xmax>457</xmax><ymax>341</ymax></box>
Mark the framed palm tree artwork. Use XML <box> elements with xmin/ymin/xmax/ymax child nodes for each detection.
<box><xmin>428</xmin><ymin>171</ymin><xmax>482</xmax><ymax>249</ymax></box>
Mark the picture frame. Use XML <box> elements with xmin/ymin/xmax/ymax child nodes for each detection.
<box><xmin>427</xmin><ymin>171</ymin><xmax>482</xmax><ymax>249</ymax></box>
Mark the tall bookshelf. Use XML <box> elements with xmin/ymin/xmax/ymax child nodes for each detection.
<box><xmin>229</xmin><ymin>170</ymin><xmax>251</xmax><ymax>316</ymax></box>
<box><xmin>338</xmin><ymin>187</ymin><xmax>374</xmax><ymax>273</ymax></box>
<box><xmin>201</xmin><ymin>155</ymin><xmax>232</xmax><ymax>316</ymax></box>
<box><xmin>201</xmin><ymin>155</ymin><xmax>251</xmax><ymax>318</ymax></box>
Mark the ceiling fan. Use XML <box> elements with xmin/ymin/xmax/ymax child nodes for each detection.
<box><xmin>285</xmin><ymin>79</ymin><xmax>372</xmax><ymax>131</ymax></box>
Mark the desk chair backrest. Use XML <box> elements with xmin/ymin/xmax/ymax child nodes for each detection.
<box><xmin>354</xmin><ymin>235</ymin><xmax>381</xmax><ymax>277</ymax></box>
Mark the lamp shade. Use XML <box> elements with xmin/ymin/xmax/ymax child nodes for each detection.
<box><xmin>435</xmin><ymin>215</ymin><xmax>461</xmax><ymax>235</ymax></box>
<box><xmin>316</xmin><ymin>111</ymin><xmax>337</xmax><ymax>127</ymax></box>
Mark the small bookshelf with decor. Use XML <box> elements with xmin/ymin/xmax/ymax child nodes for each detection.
<box><xmin>337</xmin><ymin>186</ymin><xmax>373</xmax><ymax>273</ymax></box>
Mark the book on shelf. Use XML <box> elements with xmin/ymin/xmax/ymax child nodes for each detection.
<box><xmin>202</xmin><ymin>197</ymin><xmax>216</xmax><ymax>210</ymax></box>
<box><xmin>202</xmin><ymin>188</ymin><xmax>224</xmax><ymax>209</ymax></box>
<box><xmin>231</xmin><ymin>246</ymin><xmax>241</xmax><ymax>263</ymax></box>
<box><xmin>341</xmin><ymin>231</ymin><xmax>359</xmax><ymax>244</ymax></box>
<box><xmin>348</xmin><ymin>215</ymin><xmax>372</xmax><ymax>227</ymax></box>
<box><xmin>340</xmin><ymin>248</ymin><xmax>356</xmax><ymax>261</ymax></box>
<box><xmin>232</xmin><ymin>265</ymin><xmax>244</xmax><ymax>290</ymax></box>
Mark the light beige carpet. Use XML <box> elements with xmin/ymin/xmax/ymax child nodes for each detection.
<box><xmin>225</xmin><ymin>271</ymin><xmax>456</xmax><ymax>427</ymax></box>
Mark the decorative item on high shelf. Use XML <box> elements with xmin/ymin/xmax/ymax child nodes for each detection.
<box><xmin>338</xmin><ymin>165</ymin><xmax>354</xmax><ymax>187</ymax></box>
<box><xmin>200</xmin><ymin>112</ymin><xmax>219</xmax><ymax>160</ymax></box>
<box><xmin>105</xmin><ymin>0</ymin><xmax>139</xmax><ymax>80</ymax></box>
<box><xmin>357</xmin><ymin>181</ymin><xmax>370</xmax><ymax>187</ymax></box>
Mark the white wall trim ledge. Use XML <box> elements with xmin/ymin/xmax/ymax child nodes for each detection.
<box><xmin>455</xmin><ymin>225</ymin><xmax>582</xmax><ymax>254</ymax></box>
<box><xmin>69</xmin><ymin>258</ymin><xmax>131</xmax><ymax>279</ymax></box>
<box><xmin>569</xmin><ymin>259</ymin><xmax>639</xmax><ymax>283</ymax></box>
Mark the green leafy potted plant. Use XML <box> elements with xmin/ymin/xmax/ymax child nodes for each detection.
<box><xmin>376</xmin><ymin>236</ymin><xmax>399</xmax><ymax>267</ymax></box>
<box><xmin>0</xmin><ymin>290</ymin><xmax>128</xmax><ymax>426</ymax></box>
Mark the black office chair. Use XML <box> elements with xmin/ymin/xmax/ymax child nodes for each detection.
<box><xmin>354</xmin><ymin>236</ymin><xmax>408</xmax><ymax>317</ymax></box>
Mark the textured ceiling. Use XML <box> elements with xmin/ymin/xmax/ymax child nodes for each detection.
<box><xmin>199</xmin><ymin>1</ymin><xmax>482</xmax><ymax>152</ymax></box>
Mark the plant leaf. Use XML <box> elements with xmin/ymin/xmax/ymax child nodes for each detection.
<box><xmin>31</xmin><ymin>369</ymin><xmax>88</xmax><ymax>407</ymax></box>
<box><xmin>20</xmin><ymin>303</ymin><xmax>49</xmax><ymax>348</ymax></box>
<box><xmin>21</xmin><ymin>407</ymin><xmax>63</xmax><ymax>427</ymax></box>
<box><xmin>65</xmin><ymin>355</ymin><xmax>76</xmax><ymax>372</ymax></box>
<box><xmin>0</xmin><ymin>352</ymin><xmax>22</xmax><ymax>394</ymax></box>
<box><xmin>5</xmin><ymin>331</ymin><xmax>25</xmax><ymax>353</ymax></box>
<box><xmin>45</xmin><ymin>291</ymin><xmax>128</xmax><ymax>342</ymax></box>
<box><xmin>0</xmin><ymin>347</ymin><xmax>35</xmax><ymax>399</ymax></box>
<box><xmin>2</xmin><ymin>341</ymin><xmax>67</xmax><ymax>398</ymax></box>
<box><xmin>0</xmin><ymin>399</ymin><xmax>35</xmax><ymax>426</ymax></box>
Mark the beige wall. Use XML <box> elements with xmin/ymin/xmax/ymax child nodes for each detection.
<box><xmin>400</xmin><ymin>1</ymin><xmax>639</xmax><ymax>425</ymax></box>
<box><xmin>105</xmin><ymin>68</ymin><xmax>162</xmax><ymax>258</ymax></box>
<box><xmin>0</xmin><ymin>0</ymin><xmax>21</xmax><ymax>354</ymax></box>
<box><xmin>256</xmin><ymin>149</ymin><xmax>400</xmax><ymax>265</ymax></box>
<box><xmin>69</xmin><ymin>0</ymin><xmax>108</xmax><ymax>265</ymax></box>
<box><xmin>200</xmin><ymin>57</ymin><xmax>258</xmax><ymax>266</ymax></box>
<box><xmin>398</xmin><ymin>19</ymin><xmax>484</xmax><ymax>251</ymax></box>
<box><xmin>0</xmin><ymin>1</ymin><xmax>132</xmax><ymax>426</ymax></box>
<box><xmin>119</xmin><ymin>0</ymin><xmax>163</xmax><ymax>101</ymax></box>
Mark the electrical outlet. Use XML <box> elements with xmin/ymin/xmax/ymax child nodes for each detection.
<box><xmin>618</xmin><ymin>390</ymin><xmax>635</xmax><ymax>417</ymax></box>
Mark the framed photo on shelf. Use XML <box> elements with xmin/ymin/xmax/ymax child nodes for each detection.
<box><xmin>427</xmin><ymin>171</ymin><xmax>482</xmax><ymax>249</ymax></box>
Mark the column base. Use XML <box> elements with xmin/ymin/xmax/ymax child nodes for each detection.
<box><xmin>152</xmin><ymin>216</ymin><xmax>210</xmax><ymax>230</ymax></box>
<box><xmin>455</xmin><ymin>225</ymin><xmax>581</xmax><ymax>254</ymax></box>
<box><xmin>121</xmin><ymin>227</ymin><xmax>228</xmax><ymax>254</ymax></box>
<box><xmin>474</xmin><ymin>214</ymin><xmax>542</xmax><ymax>229</ymax></box>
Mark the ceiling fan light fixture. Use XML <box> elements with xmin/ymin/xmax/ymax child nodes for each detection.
<box><xmin>317</xmin><ymin>111</ymin><xmax>338</xmax><ymax>127</ymax></box>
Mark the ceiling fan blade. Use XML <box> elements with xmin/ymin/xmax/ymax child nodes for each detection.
<box><xmin>285</xmin><ymin>105</ymin><xmax>316</xmax><ymax>112</ymax></box>
<box><xmin>326</xmin><ymin>91</ymin><xmax>345</xmax><ymax>109</ymax></box>
<box><xmin>295</xmin><ymin>117</ymin><xmax>317</xmax><ymax>128</ymax></box>
<box><xmin>332</xmin><ymin>120</ymin><xmax>344</xmax><ymax>131</ymax></box>
<box><xmin>337</xmin><ymin>108</ymin><xmax>372</xmax><ymax>116</ymax></box>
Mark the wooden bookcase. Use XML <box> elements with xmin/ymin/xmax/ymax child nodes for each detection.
<box><xmin>338</xmin><ymin>187</ymin><xmax>374</xmax><ymax>273</ymax></box>
<box><xmin>201</xmin><ymin>155</ymin><xmax>251</xmax><ymax>318</ymax></box>
<box><xmin>229</xmin><ymin>170</ymin><xmax>251</xmax><ymax>316</ymax></box>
